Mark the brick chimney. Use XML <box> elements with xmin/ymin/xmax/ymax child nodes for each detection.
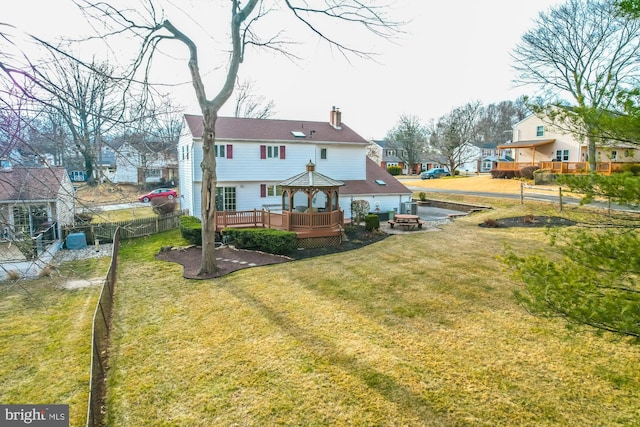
<box><xmin>329</xmin><ymin>106</ymin><xmax>342</xmax><ymax>130</ymax></box>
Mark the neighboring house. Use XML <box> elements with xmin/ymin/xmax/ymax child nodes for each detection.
<box><xmin>112</xmin><ymin>143</ymin><xmax>178</xmax><ymax>185</ymax></box>
<box><xmin>419</xmin><ymin>154</ymin><xmax>450</xmax><ymax>173</ymax></box>
<box><xmin>498</xmin><ymin>113</ymin><xmax>640</xmax><ymax>173</ymax></box>
<box><xmin>179</xmin><ymin>109</ymin><xmax>413</xmax><ymax>221</ymax></box>
<box><xmin>0</xmin><ymin>165</ymin><xmax>75</xmax><ymax>243</ymax></box>
<box><xmin>373</xmin><ymin>139</ymin><xmax>421</xmax><ymax>175</ymax></box>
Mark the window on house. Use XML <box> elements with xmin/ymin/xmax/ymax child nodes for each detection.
<box><xmin>610</xmin><ymin>150</ymin><xmax>618</xmax><ymax>161</ymax></box>
<box><xmin>555</xmin><ymin>149</ymin><xmax>569</xmax><ymax>161</ymax></box>
<box><xmin>13</xmin><ymin>206</ymin><xmax>29</xmax><ymax>235</ymax></box>
<box><xmin>260</xmin><ymin>145</ymin><xmax>286</xmax><ymax>159</ymax></box>
<box><xmin>215</xmin><ymin>144</ymin><xmax>226</xmax><ymax>158</ymax></box>
<box><xmin>186</xmin><ymin>145</ymin><xmax>189</xmax><ymax>160</ymax></box>
<box><xmin>320</xmin><ymin>148</ymin><xmax>327</xmax><ymax>160</ymax></box>
<box><xmin>268</xmin><ymin>146</ymin><xmax>278</xmax><ymax>158</ymax></box>
<box><xmin>215</xmin><ymin>187</ymin><xmax>237</xmax><ymax>211</ymax></box>
<box><xmin>181</xmin><ymin>146</ymin><xmax>185</xmax><ymax>160</ymax></box>
<box><xmin>267</xmin><ymin>185</ymin><xmax>282</xmax><ymax>197</ymax></box>
<box><xmin>145</xmin><ymin>168</ymin><xmax>161</xmax><ymax>177</ymax></box>
<box><xmin>536</xmin><ymin>126</ymin><xmax>544</xmax><ymax>137</ymax></box>
<box><xmin>260</xmin><ymin>184</ymin><xmax>283</xmax><ymax>197</ymax></box>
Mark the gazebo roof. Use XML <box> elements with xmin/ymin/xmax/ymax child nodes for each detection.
<box><xmin>278</xmin><ymin>161</ymin><xmax>344</xmax><ymax>188</ymax></box>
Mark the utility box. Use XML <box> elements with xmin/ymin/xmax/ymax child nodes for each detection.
<box><xmin>66</xmin><ymin>233</ymin><xmax>87</xmax><ymax>250</ymax></box>
<box><xmin>401</xmin><ymin>202</ymin><xmax>418</xmax><ymax>215</ymax></box>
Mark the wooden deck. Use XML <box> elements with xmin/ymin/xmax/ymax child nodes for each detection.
<box><xmin>215</xmin><ymin>209</ymin><xmax>344</xmax><ymax>239</ymax></box>
<box><xmin>495</xmin><ymin>161</ymin><xmax>634</xmax><ymax>175</ymax></box>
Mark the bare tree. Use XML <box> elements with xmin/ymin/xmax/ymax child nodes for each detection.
<box><xmin>385</xmin><ymin>114</ymin><xmax>428</xmax><ymax>174</ymax></box>
<box><xmin>78</xmin><ymin>0</ymin><xmax>400</xmax><ymax>276</ymax></box>
<box><xmin>476</xmin><ymin>98</ymin><xmax>529</xmax><ymax>144</ymax></box>
<box><xmin>233</xmin><ymin>78</ymin><xmax>275</xmax><ymax>119</ymax></box>
<box><xmin>512</xmin><ymin>0</ymin><xmax>640</xmax><ymax>170</ymax></box>
<box><xmin>428</xmin><ymin>101</ymin><xmax>483</xmax><ymax>174</ymax></box>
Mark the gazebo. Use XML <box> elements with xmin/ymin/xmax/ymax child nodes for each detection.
<box><xmin>214</xmin><ymin>161</ymin><xmax>345</xmax><ymax>246</ymax></box>
<box><xmin>277</xmin><ymin>161</ymin><xmax>345</xmax><ymax>245</ymax></box>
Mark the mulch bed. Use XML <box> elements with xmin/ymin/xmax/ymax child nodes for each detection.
<box><xmin>478</xmin><ymin>216</ymin><xmax>577</xmax><ymax>228</ymax></box>
<box><xmin>155</xmin><ymin>225</ymin><xmax>388</xmax><ymax>280</ymax></box>
<box><xmin>155</xmin><ymin>246</ymin><xmax>292</xmax><ymax>279</ymax></box>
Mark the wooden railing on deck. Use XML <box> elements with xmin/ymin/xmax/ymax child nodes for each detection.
<box><xmin>287</xmin><ymin>210</ymin><xmax>343</xmax><ymax>229</ymax></box>
<box><xmin>215</xmin><ymin>209</ymin><xmax>343</xmax><ymax>232</ymax></box>
<box><xmin>496</xmin><ymin>161</ymin><xmax>630</xmax><ymax>175</ymax></box>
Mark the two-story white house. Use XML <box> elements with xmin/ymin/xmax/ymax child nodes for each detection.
<box><xmin>179</xmin><ymin>108</ymin><xmax>412</xmax><ymax>220</ymax></box>
<box><xmin>498</xmin><ymin>113</ymin><xmax>640</xmax><ymax>173</ymax></box>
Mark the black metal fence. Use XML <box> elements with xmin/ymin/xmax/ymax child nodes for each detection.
<box><xmin>86</xmin><ymin>227</ymin><xmax>120</xmax><ymax>427</ymax></box>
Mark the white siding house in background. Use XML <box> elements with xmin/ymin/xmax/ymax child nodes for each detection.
<box><xmin>179</xmin><ymin>108</ymin><xmax>412</xmax><ymax>219</ymax></box>
<box><xmin>503</xmin><ymin>113</ymin><xmax>640</xmax><ymax>165</ymax></box>
<box><xmin>112</xmin><ymin>143</ymin><xmax>178</xmax><ymax>185</ymax></box>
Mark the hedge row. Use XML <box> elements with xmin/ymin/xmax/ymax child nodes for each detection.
<box><xmin>222</xmin><ymin>228</ymin><xmax>297</xmax><ymax>255</ymax></box>
<box><xmin>179</xmin><ymin>215</ymin><xmax>202</xmax><ymax>245</ymax></box>
<box><xmin>490</xmin><ymin>165</ymin><xmax>540</xmax><ymax>180</ymax></box>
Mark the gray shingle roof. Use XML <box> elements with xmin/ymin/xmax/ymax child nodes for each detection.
<box><xmin>184</xmin><ymin>114</ymin><xmax>369</xmax><ymax>144</ymax></box>
<box><xmin>0</xmin><ymin>167</ymin><xmax>68</xmax><ymax>202</ymax></box>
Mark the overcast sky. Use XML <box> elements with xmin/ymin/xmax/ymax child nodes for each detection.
<box><xmin>5</xmin><ymin>0</ymin><xmax>561</xmax><ymax>140</ymax></box>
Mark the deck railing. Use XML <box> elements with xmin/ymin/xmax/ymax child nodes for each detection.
<box><xmin>215</xmin><ymin>209</ymin><xmax>343</xmax><ymax>232</ymax></box>
<box><xmin>496</xmin><ymin>161</ymin><xmax>630</xmax><ymax>175</ymax></box>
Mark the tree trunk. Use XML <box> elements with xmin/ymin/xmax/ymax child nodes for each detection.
<box><xmin>197</xmin><ymin>110</ymin><xmax>219</xmax><ymax>276</ymax></box>
<box><xmin>587</xmin><ymin>135</ymin><xmax>597</xmax><ymax>172</ymax></box>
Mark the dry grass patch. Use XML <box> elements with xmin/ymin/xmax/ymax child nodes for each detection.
<box><xmin>106</xmin><ymin>215</ymin><xmax>640</xmax><ymax>425</ymax></box>
<box><xmin>405</xmin><ymin>174</ymin><xmax>524</xmax><ymax>193</ymax></box>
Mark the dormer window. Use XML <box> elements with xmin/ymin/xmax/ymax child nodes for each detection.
<box><xmin>291</xmin><ymin>131</ymin><xmax>305</xmax><ymax>138</ymax></box>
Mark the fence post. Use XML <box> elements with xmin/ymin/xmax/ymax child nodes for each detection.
<box><xmin>520</xmin><ymin>182</ymin><xmax>524</xmax><ymax>204</ymax></box>
<box><xmin>559</xmin><ymin>187</ymin><xmax>563</xmax><ymax>211</ymax></box>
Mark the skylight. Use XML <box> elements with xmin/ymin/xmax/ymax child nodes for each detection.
<box><xmin>291</xmin><ymin>131</ymin><xmax>306</xmax><ymax>138</ymax></box>
<box><xmin>375</xmin><ymin>179</ymin><xmax>386</xmax><ymax>185</ymax></box>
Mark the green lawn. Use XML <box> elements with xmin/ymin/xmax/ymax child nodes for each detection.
<box><xmin>0</xmin><ymin>258</ymin><xmax>109</xmax><ymax>427</ymax></box>
<box><xmin>104</xmin><ymin>201</ymin><xmax>640</xmax><ymax>426</ymax></box>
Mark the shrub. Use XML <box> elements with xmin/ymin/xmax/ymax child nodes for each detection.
<box><xmin>490</xmin><ymin>169</ymin><xmax>518</xmax><ymax>179</ymax></box>
<box><xmin>222</xmin><ymin>228</ymin><xmax>297</xmax><ymax>254</ymax></box>
<box><xmin>179</xmin><ymin>215</ymin><xmax>202</xmax><ymax>245</ymax></box>
<box><xmin>364</xmin><ymin>214</ymin><xmax>380</xmax><ymax>231</ymax></box>
<box><xmin>151</xmin><ymin>197</ymin><xmax>177</xmax><ymax>215</ymax></box>
<box><xmin>621</xmin><ymin>163</ymin><xmax>640</xmax><ymax>176</ymax></box>
<box><xmin>351</xmin><ymin>200</ymin><xmax>370</xmax><ymax>225</ymax></box>
<box><xmin>483</xmin><ymin>218</ymin><xmax>499</xmax><ymax>228</ymax></box>
<box><xmin>387</xmin><ymin>165</ymin><xmax>402</xmax><ymax>176</ymax></box>
<box><xmin>519</xmin><ymin>165</ymin><xmax>541</xmax><ymax>180</ymax></box>
<box><xmin>418</xmin><ymin>192</ymin><xmax>427</xmax><ymax>202</ymax></box>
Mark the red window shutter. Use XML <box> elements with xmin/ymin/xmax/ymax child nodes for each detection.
<box><xmin>227</xmin><ymin>144</ymin><xmax>233</xmax><ymax>159</ymax></box>
<box><xmin>280</xmin><ymin>145</ymin><xmax>286</xmax><ymax>159</ymax></box>
<box><xmin>260</xmin><ymin>145</ymin><xmax>266</xmax><ymax>159</ymax></box>
<box><xmin>260</xmin><ymin>184</ymin><xmax>266</xmax><ymax>198</ymax></box>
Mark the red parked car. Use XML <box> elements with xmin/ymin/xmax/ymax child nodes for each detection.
<box><xmin>138</xmin><ymin>188</ymin><xmax>177</xmax><ymax>203</ymax></box>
